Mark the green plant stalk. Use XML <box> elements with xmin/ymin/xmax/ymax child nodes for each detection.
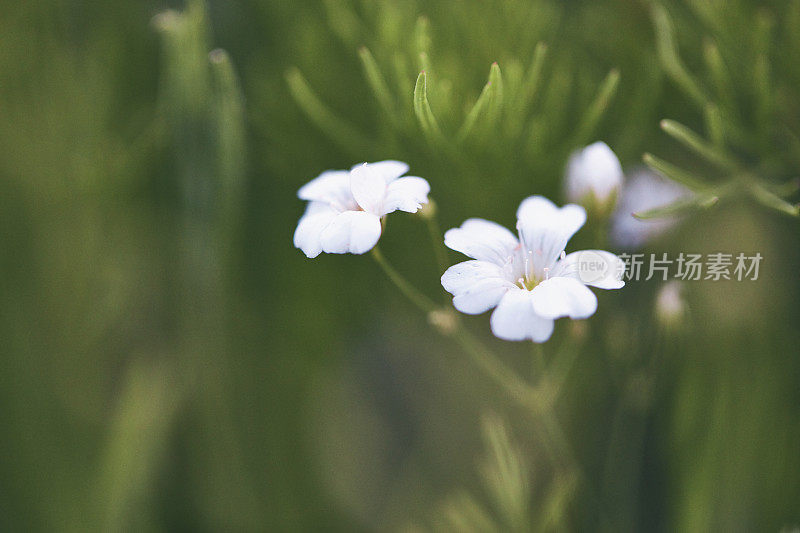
<box><xmin>422</xmin><ymin>204</ymin><xmax>450</xmax><ymax>277</ymax></box>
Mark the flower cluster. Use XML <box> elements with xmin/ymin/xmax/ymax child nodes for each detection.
<box><xmin>295</xmin><ymin>146</ymin><xmax>640</xmax><ymax>343</ymax></box>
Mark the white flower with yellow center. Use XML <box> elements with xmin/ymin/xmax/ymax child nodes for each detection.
<box><xmin>294</xmin><ymin>161</ymin><xmax>430</xmax><ymax>258</ymax></box>
<box><xmin>441</xmin><ymin>196</ymin><xmax>625</xmax><ymax>342</ymax></box>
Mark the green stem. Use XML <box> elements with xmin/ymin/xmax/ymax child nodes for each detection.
<box><xmin>371</xmin><ymin>247</ymin><xmax>437</xmax><ymax>313</ymax></box>
<box><xmin>371</xmin><ymin>246</ymin><xmax>536</xmax><ymax>406</ymax></box>
<box><xmin>452</xmin><ymin>326</ymin><xmax>539</xmax><ymax>408</ymax></box>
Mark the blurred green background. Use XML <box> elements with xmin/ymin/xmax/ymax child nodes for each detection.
<box><xmin>1</xmin><ymin>0</ymin><xmax>799</xmax><ymax>530</ymax></box>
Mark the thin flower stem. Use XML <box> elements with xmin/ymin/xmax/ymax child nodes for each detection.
<box><xmin>371</xmin><ymin>246</ymin><xmax>537</xmax><ymax>406</ymax></box>
<box><xmin>371</xmin><ymin>247</ymin><xmax>437</xmax><ymax>313</ymax></box>
<box><xmin>424</xmin><ymin>211</ymin><xmax>450</xmax><ymax>275</ymax></box>
<box><xmin>371</xmin><ymin>246</ymin><xmax>606</xmax><ymax>520</ymax></box>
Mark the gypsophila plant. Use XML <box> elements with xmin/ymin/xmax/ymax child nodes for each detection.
<box><xmin>293</xmin><ymin>142</ymin><xmax>628</xmax><ymax>528</ymax></box>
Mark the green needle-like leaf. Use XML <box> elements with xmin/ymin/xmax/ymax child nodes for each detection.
<box><xmin>660</xmin><ymin>119</ymin><xmax>738</xmax><ymax>171</ymax></box>
<box><xmin>749</xmin><ymin>182</ymin><xmax>800</xmax><ymax>217</ymax></box>
<box><xmin>703</xmin><ymin>40</ymin><xmax>734</xmax><ymax>110</ymax></box>
<box><xmin>643</xmin><ymin>152</ymin><xmax>708</xmax><ymax>192</ymax></box>
<box><xmin>633</xmin><ymin>194</ymin><xmax>717</xmax><ymax>220</ymax></box>
<box><xmin>769</xmin><ymin>178</ymin><xmax>800</xmax><ymax>198</ymax></box>
<box><xmin>285</xmin><ymin>67</ymin><xmax>370</xmax><ymax>155</ymax></box>
<box><xmin>414</xmin><ymin>16</ymin><xmax>432</xmax><ymax>72</ymax></box>
<box><xmin>518</xmin><ymin>42</ymin><xmax>548</xmax><ymax>114</ymax></box>
<box><xmin>652</xmin><ymin>3</ymin><xmax>709</xmax><ymax>109</ymax></box>
<box><xmin>413</xmin><ymin>70</ymin><xmax>444</xmax><ymax>143</ymax></box>
<box><xmin>457</xmin><ymin>62</ymin><xmax>503</xmax><ymax>142</ymax></box>
<box><xmin>358</xmin><ymin>46</ymin><xmax>396</xmax><ymax>120</ymax></box>
<box><xmin>573</xmin><ymin>68</ymin><xmax>620</xmax><ymax>146</ymax></box>
<box><xmin>704</xmin><ymin>104</ymin><xmax>725</xmax><ymax>149</ymax></box>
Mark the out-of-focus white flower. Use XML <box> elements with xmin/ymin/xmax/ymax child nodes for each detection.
<box><xmin>611</xmin><ymin>168</ymin><xmax>690</xmax><ymax>249</ymax></box>
<box><xmin>294</xmin><ymin>161</ymin><xmax>430</xmax><ymax>258</ymax></box>
<box><xmin>655</xmin><ymin>281</ymin><xmax>687</xmax><ymax>329</ymax></box>
<box><xmin>441</xmin><ymin>196</ymin><xmax>625</xmax><ymax>343</ymax></box>
<box><xmin>564</xmin><ymin>142</ymin><xmax>624</xmax><ymax>209</ymax></box>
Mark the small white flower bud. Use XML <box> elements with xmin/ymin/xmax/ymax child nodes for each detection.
<box><xmin>565</xmin><ymin>142</ymin><xmax>623</xmax><ymax>211</ymax></box>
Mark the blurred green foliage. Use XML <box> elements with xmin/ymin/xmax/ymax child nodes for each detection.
<box><xmin>0</xmin><ymin>0</ymin><xmax>798</xmax><ymax>531</ymax></box>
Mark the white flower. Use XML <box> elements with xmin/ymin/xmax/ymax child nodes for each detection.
<box><xmin>441</xmin><ymin>196</ymin><xmax>625</xmax><ymax>342</ymax></box>
<box><xmin>610</xmin><ymin>168</ymin><xmax>689</xmax><ymax>249</ymax></box>
<box><xmin>294</xmin><ymin>160</ymin><xmax>430</xmax><ymax>258</ymax></box>
<box><xmin>564</xmin><ymin>142</ymin><xmax>624</xmax><ymax>207</ymax></box>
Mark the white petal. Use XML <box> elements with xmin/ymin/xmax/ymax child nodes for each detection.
<box><xmin>551</xmin><ymin>250</ymin><xmax>625</xmax><ymax>289</ymax></box>
<box><xmin>451</xmin><ymin>278</ymin><xmax>512</xmax><ymax>315</ymax></box>
<box><xmin>490</xmin><ymin>288</ymin><xmax>555</xmax><ymax>342</ymax></box>
<box><xmin>565</xmin><ymin>142</ymin><xmax>623</xmax><ymax>204</ymax></box>
<box><xmin>319</xmin><ymin>211</ymin><xmax>382</xmax><ymax>255</ymax></box>
<box><xmin>297</xmin><ymin>170</ymin><xmax>352</xmax><ymax>205</ymax></box>
<box><xmin>293</xmin><ymin>202</ymin><xmax>339</xmax><ymax>258</ymax></box>
<box><xmin>350</xmin><ymin>163</ymin><xmax>387</xmax><ymax>214</ymax></box>
<box><xmin>381</xmin><ymin>176</ymin><xmax>430</xmax><ymax>215</ymax></box>
<box><xmin>516</xmin><ymin>196</ymin><xmax>586</xmax><ymax>276</ymax></box>
<box><xmin>444</xmin><ymin>218</ymin><xmax>520</xmax><ymax>266</ymax></box>
<box><xmin>441</xmin><ymin>260</ymin><xmax>514</xmax><ymax>295</ymax></box>
<box><xmin>351</xmin><ymin>160</ymin><xmax>409</xmax><ymax>184</ymax></box>
<box><xmin>530</xmin><ymin>277</ymin><xmax>597</xmax><ymax>319</ymax></box>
